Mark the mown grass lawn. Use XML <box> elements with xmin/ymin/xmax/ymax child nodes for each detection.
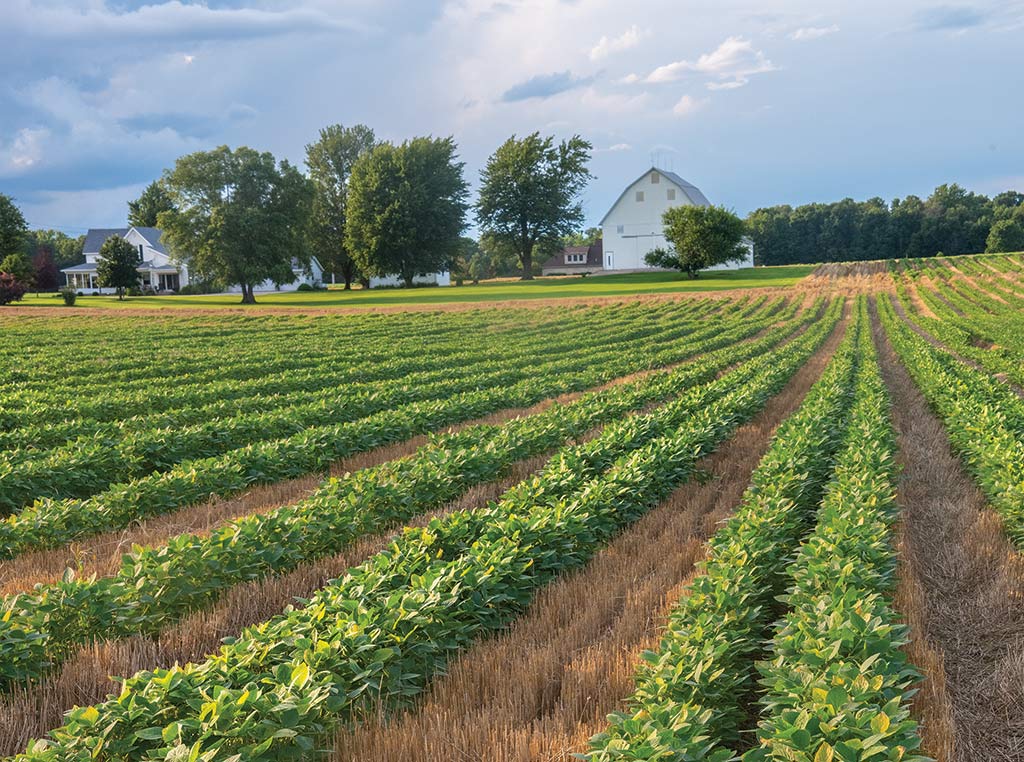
<box><xmin>20</xmin><ymin>266</ymin><xmax>814</xmax><ymax>310</ymax></box>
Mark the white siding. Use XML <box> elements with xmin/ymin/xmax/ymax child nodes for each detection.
<box><xmin>599</xmin><ymin>169</ymin><xmax>753</xmax><ymax>273</ymax></box>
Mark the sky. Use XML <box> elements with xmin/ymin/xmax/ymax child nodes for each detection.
<box><xmin>1</xmin><ymin>0</ymin><xmax>1022</xmax><ymax>235</ymax></box>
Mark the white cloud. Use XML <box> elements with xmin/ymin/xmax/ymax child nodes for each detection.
<box><xmin>790</xmin><ymin>24</ymin><xmax>840</xmax><ymax>41</ymax></box>
<box><xmin>590</xmin><ymin>24</ymin><xmax>646</xmax><ymax>61</ymax></box>
<box><xmin>706</xmin><ymin>79</ymin><xmax>747</xmax><ymax>91</ymax></box>
<box><xmin>619</xmin><ymin>73</ymin><xmax>641</xmax><ymax>84</ymax></box>
<box><xmin>672</xmin><ymin>94</ymin><xmax>707</xmax><ymax>117</ymax></box>
<box><xmin>647</xmin><ymin>36</ymin><xmax>776</xmax><ymax>90</ymax></box>
<box><xmin>1</xmin><ymin>0</ymin><xmax>362</xmax><ymax>43</ymax></box>
<box><xmin>2</xmin><ymin>127</ymin><xmax>49</xmax><ymax>172</ymax></box>
<box><xmin>597</xmin><ymin>142</ymin><xmax>633</xmax><ymax>153</ymax></box>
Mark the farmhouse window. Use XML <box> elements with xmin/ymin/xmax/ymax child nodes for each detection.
<box><xmin>566</xmin><ymin>253</ymin><xmax>586</xmax><ymax>264</ymax></box>
<box><xmin>667</xmin><ymin>189</ymin><xmax>677</xmax><ymax>200</ymax></box>
<box><xmin>651</xmin><ymin>172</ymin><xmax>659</xmax><ymax>183</ymax></box>
<box><xmin>616</xmin><ymin>225</ymin><xmax>624</xmax><ymax>234</ymax></box>
<box><xmin>636</xmin><ymin>191</ymin><xmax>645</xmax><ymax>202</ymax></box>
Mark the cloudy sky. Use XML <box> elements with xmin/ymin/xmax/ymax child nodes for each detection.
<box><xmin>1</xmin><ymin>0</ymin><xmax>1021</xmax><ymax>235</ymax></box>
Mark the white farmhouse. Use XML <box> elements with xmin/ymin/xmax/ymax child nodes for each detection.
<box><xmin>63</xmin><ymin>227</ymin><xmax>189</xmax><ymax>293</ymax></box>
<box><xmin>64</xmin><ymin>226</ymin><xmax>324</xmax><ymax>294</ymax></box>
<box><xmin>599</xmin><ymin>168</ymin><xmax>753</xmax><ymax>272</ymax></box>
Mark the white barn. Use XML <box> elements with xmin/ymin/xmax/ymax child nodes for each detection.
<box><xmin>599</xmin><ymin>168</ymin><xmax>753</xmax><ymax>272</ymax></box>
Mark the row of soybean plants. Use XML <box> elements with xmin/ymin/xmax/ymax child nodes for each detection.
<box><xmin>0</xmin><ymin>309</ymin><xmax>464</xmax><ymax>397</ymax></box>
<box><xmin>588</xmin><ymin>301</ymin><xmax>926</xmax><ymax>762</ymax></box>
<box><xmin>0</xmin><ymin>299</ymin><xmax>732</xmax><ymax>388</ymax></box>
<box><xmin>0</xmin><ymin>300</ymin><xmax>730</xmax><ymax>509</ymax></box>
<box><xmin>10</xmin><ymin>297</ymin><xmax>841</xmax><ymax>761</ymax></box>
<box><xmin>0</xmin><ymin>298</ymin><xmax>731</xmax><ymax>399</ymax></box>
<box><xmin>0</xmin><ymin>299</ymin><xmax>831</xmax><ymax>690</ymax></box>
<box><xmin>0</xmin><ymin>302</ymin><xmax>601</xmax><ymax>390</ymax></box>
<box><xmin>0</xmin><ymin>298</ymin><xmax>805</xmax><ymax>557</ymax></box>
<box><xmin>891</xmin><ymin>279</ymin><xmax>1024</xmax><ymax>388</ymax></box>
<box><xmin>0</xmin><ymin>300</ymin><xmax>711</xmax><ymax>431</ymax></box>
<box><xmin>0</xmin><ymin>301</ymin><xmax>714</xmax><ymax>451</ymax></box>
<box><xmin>879</xmin><ymin>294</ymin><xmax>1024</xmax><ymax>547</ymax></box>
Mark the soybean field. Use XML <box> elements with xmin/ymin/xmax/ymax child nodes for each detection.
<box><xmin>2</xmin><ymin>259</ymin><xmax>1024</xmax><ymax>762</ymax></box>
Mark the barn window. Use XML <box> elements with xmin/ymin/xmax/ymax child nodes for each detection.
<box><xmin>651</xmin><ymin>172</ymin><xmax>659</xmax><ymax>184</ymax></box>
<box><xmin>667</xmin><ymin>189</ymin><xmax>677</xmax><ymax>201</ymax></box>
<box><xmin>635</xmin><ymin>191</ymin><xmax>645</xmax><ymax>202</ymax></box>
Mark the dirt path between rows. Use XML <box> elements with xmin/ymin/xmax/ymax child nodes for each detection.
<box><xmin>0</xmin><ymin>309</ymin><xmax>817</xmax><ymax>755</ymax></box>
<box><xmin>870</xmin><ymin>297</ymin><xmax>1024</xmax><ymax>762</ymax></box>
<box><xmin>331</xmin><ymin>310</ymin><xmax>848</xmax><ymax>762</ymax></box>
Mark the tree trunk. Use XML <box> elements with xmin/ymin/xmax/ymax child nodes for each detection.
<box><xmin>117</xmin><ymin>287</ymin><xmax>124</xmax><ymax>301</ymax></box>
<box><xmin>240</xmin><ymin>283</ymin><xmax>257</xmax><ymax>304</ymax></box>
<box><xmin>520</xmin><ymin>246</ymin><xmax>534</xmax><ymax>281</ymax></box>
<box><xmin>403</xmin><ymin>272</ymin><xmax>414</xmax><ymax>288</ymax></box>
<box><xmin>342</xmin><ymin>262</ymin><xmax>355</xmax><ymax>290</ymax></box>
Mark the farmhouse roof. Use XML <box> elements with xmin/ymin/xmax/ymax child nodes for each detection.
<box><xmin>82</xmin><ymin>228</ymin><xmax>128</xmax><ymax>254</ymax></box>
<box><xmin>132</xmin><ymin>227</ymin><xmax>170</xmax><ymax>255</ymax></box>
<box><xmin>540</xmin><ymin>238</ymin><xmax>603</xmax><ymax>270</ymax></box>
<box><xmin>82</xmin><ymin>227</ymin><xmax>170</xmax><ymax>255</ymax></box>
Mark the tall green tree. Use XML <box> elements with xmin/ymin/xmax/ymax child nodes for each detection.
<box><xmin>23</xmin><ymin>230</ymin><xmax>85</xmax><ymax>270</ymax></box>
<box><xmin>0</xmin><ymin>194</ymin><xmax>28</xmax><ymax>257</ymax></box>
<box><xmin>645</xmin><ymin>205</ymin><xmax>748</xmax><ymax>278</ymax></box>
<box><xmin>305</xmin><ymin>124</ymin><xmax>376</xmax><ymax>289</ymax></box>
<box><xmin>0</xmin><ymin>252</ymin><xmax>34</xmax><ymax>287</ymax></box>
<box><xmin>128</xmin><ymin>181</ymin><xmax>175</xmax><ymax>227</ymax></box>
<box><xmin>96</xmin><ymin>235</ymin><xmax>141</xmax><ymax>300</ymax></box>
<box><xmin>159</xmin><ymin>146</ymin><xmax>313</xmax><ymax>304</ymax></box>
<box><xmin>986</xmin><ymin>218</ymin><xmax>1024</xmax><ymax>253</ymax></box>
<box><xmin>346</xmin><ymin>136</ymin><xmax>468</xmax><ymax>288</ymax></box>
<box><xmin>476</xmin><ymin>133</ymin><xmax>592</xmax><ymax>280</ymax></box>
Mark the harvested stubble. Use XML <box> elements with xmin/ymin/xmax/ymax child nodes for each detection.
<box><xmin>0</xmin><ymin>309</ymin><xmax>797</xmax><ymax>596</ymax></box>
<box><xmin>330</xmin><ymin>310</ymin><xmax>847</xmax><ymax>762</ymax></box>
<box><xmin>0</xmin><ymin>455</ymin><xmax>552</xmax><ymax>755</ymax></box>
<box><xmin>872</xmin><ymin>299</ymin><xmax>1024</xmax><ymax>762</ymax></box>
<box><xmin>0</xmin><ymin>394</ymin><xmax>586</xmax><ymax>594</ymax></box>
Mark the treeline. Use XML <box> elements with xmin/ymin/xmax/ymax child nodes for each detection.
<box><xmin>1</xmin><ymin>126</ymin><xmax>594</xmax><ymax>304</ymax></box>
<box><xmin>747</xmin><ymin>184</ymin><xmax>1024</xmax><ymax>265</ymax></box>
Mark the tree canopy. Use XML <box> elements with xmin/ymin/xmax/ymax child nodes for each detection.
<box><xmin>0</xmin><ymin>194</ymin><xmax>28</xmax><ymax>258</ymax></box>
<box><xmin>96</xmin><ymin>236</ymin><xmax>141</xmax><ymax>300</ymax></box>
<box><xmin>23</xmin><ymin>230</ymin><xmax>85</xmax><ymax>271</ymax></box>
<box><xmin>747</xmin><ymin>183</ymin><xmax>1024</xmax><ymax>264</ymax></box>
<box><xmin>475</xmin><ymin>133</ymin><xmax>592</xmax><ymax>280</ymax></box>
<box><xmin>0</xmin><ymin>252</ymin><xmax>34</xmax><ymax>287</ymax></box>
<box><xmin>159</xmin><ymin>145</ymin><xmax>312</xmax><ymax>304</ymax></box>
<box><xmin>346</xmin><ymin>136</ymin><xmax>468</xmax><ymax>288</ymax></box>
<box><xmin>305</xmin><ymin>124</ymin><xmax>376</xmax><ymax>290</ymax></box>
<box><xmin>645</xmin><ymin>205</ymin><xmax>748</xmax><ymax>278</ymax></box>
<box><xmin>128</xmin><ymin>181</ymin><xmax>175</xmax><ymax>228</ymax></box>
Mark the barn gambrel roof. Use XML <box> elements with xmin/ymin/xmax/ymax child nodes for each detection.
<box><xmin>599</xmin><ymin>167</ymin><xmax>711</xmax><ymax>225</ymax></box>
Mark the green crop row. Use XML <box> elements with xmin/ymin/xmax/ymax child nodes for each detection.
<box><xmin>745</xmin><ymin>307</ymin><xmax>926</xmax><ymax>762</ymax></box>
<box><xmin>0</xmin><ymin>301</ymin><xmax>722</xmax><ymax>453</ymax></box>
<box><xmin>0</xmin><ymin>298</ymin><xmax>742</xmax><ymax>392</ymax></box>
<box><xmin>587</xmin><ymin>304</ymin><xmax>864</xmax><ymax>762</ymax></box>
<box><xmin>0</xmin><ymin>302</ymin><xmax>826</xmax><ymax>690</ymax></box>
<box><xmin>878</xmin><ymin>294</ymin><xmax>1024</xmax><ymax>547</ymax></box>
<box><xmin>0</xmin><ymin>300</ymin><xmax>710</xmax><ymax>432</ymax></box>
<box><xmin>0</xmin><ymin>299</ymin><xmax>807</xmax><ymax>559</ymax></box>
<box><xmin>0</xmin><ymin>306</ymin><xmax>726</xmax><ymax>509</ymax></box>
<box><xmin>12</xmin><ymin>296</ymin><xmax>838</xmax><ymax>761</ymax></box>
<box><xmin>891</xmin><ymin>281</ymin><xmax>1024</xmax><ymax>393</ymax></box>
